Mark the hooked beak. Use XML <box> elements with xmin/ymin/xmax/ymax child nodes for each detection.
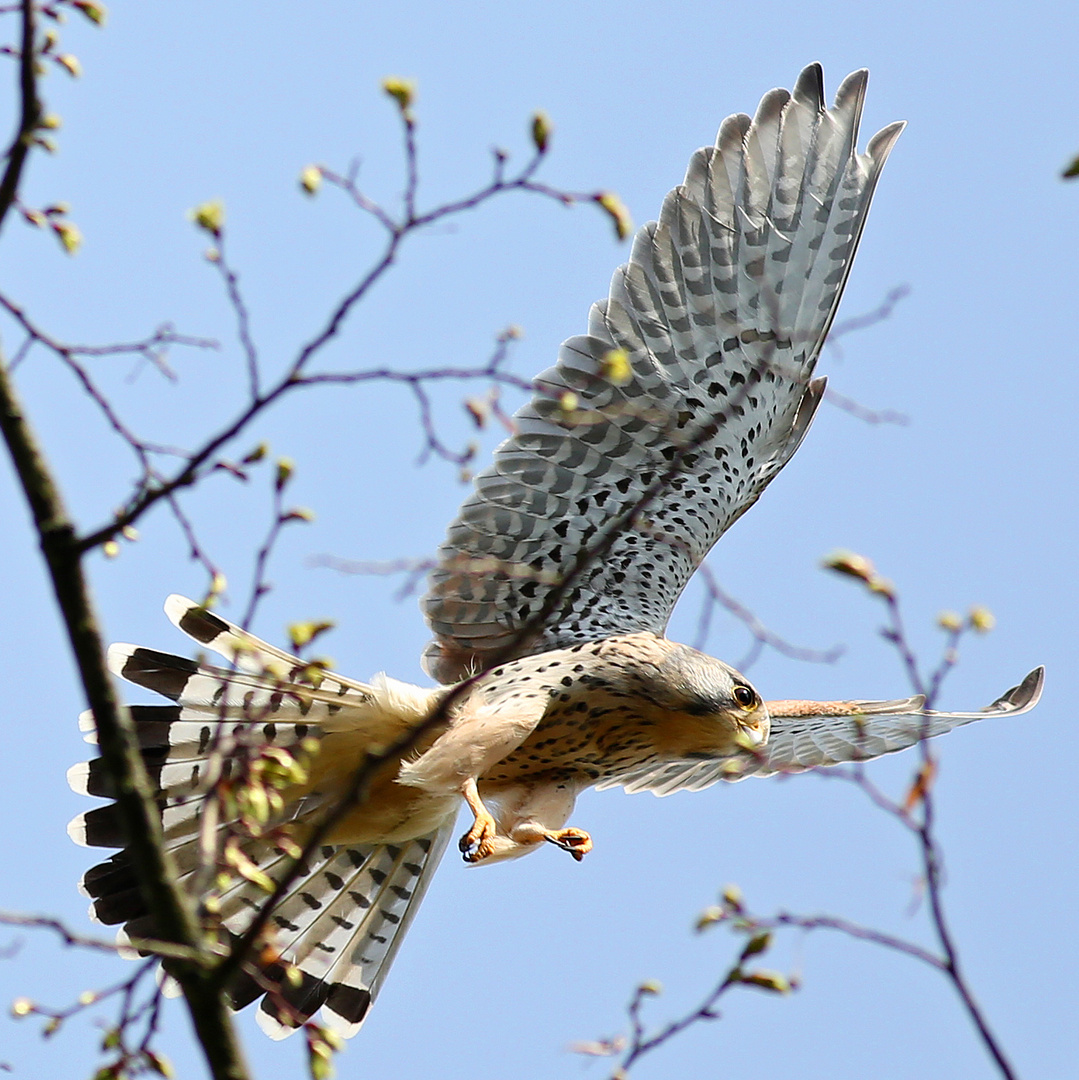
<box><xmin>733</xmin><ymin>706</ymin><xmax>770</xmax><ymax>751</ymax></box>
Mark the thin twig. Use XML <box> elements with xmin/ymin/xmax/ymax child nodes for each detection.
<box><xmin>0</xmin><ymin>911</ymin><xmax>224</xmax><ymax>962</ymax></box>
<box><xmin>209</xmin><ymin>237</ymin><xmax>260</xmax><ymax>398</ymax></box>
<box><xmin>834</xmin><ymin>575</ymin><xmax>1020</xmax><ymax>1080</ymax></box>
<box><xmin>692</xmin><ymin>562</ymin><xmax>844</xmax><ymax>668</ymax></box>
<box><xmin>616</xmin><ymin>977</ymin><xmax>736</xmax><ymax>1076</ymax></box>
<box><xmin>827</xmin><ymin>284</ymin><xmax>910</xmax><ymax>355</ymax></box>
<box><xmin>307</xmin><ymin>554</ymin><xmax>434</xmax><ymax>601</ymax></box>
<box><xmin>824</xmin><ymin>387</ymin><xmax>908</xmax><ymax>425</ymax></box>
<box><xmin>750</xmin><ymin>910</ymin><xmax>945</xmax><ymax>970</ymax></box>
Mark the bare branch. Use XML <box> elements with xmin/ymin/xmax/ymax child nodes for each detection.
<box><xmin>827</xmin><ymin>284</ymin><xmax>910</xmax><ymax>354</ymax></box>
<box><xmin>308</xmin><ymin>553</ymin><xmax>435</xmax><ymax>601</ymax></box>
<box><xmin>614</xmin><ymin>975</ymin><xmax>737</xmax><ymax>1077</ymax></box>
<box><xmin>165</xmin><ymin>489</ymin><xmax>225</xmax><ymax>587</ymax></box>
<box><xmin>746</xmin><ymin>910</ymin><xmax>945</xmax><ymax>970</ymax></box>
<box><xmin>0</xmin><ymin>0</ymin><xmax>40</xmax><ymax>236</ymax></box>
<box><xmin>206</xmin><ymin>238</ymin><xmax>260</xmax><ymax>398</ymax></box>
<box><xmin>0</xmin><ymin>340</ymin><xmax>249</xmax><ymax>1078</ymax></box>
<box><xmin>822</xmin><ymin>558</ymin><xmax>1018</xmax><ymax>1080</ymax></box>
<box><xmin>238</xmin><ymin>461</ymin><xmax>316</xmax><ymax>628</ymax></box>
<box><xmin>589</xmin><ymin>912</ymin><xmax>794</xmax><ymax>1078</ymax></box>
<box><xmin>692</xmin><ymin>562</ymin><xmax>844</xmax><ymax>669</ymax></box>
<box><xmin>0</xmin><ymin>910</ymin><xmax>223</xmax><ymax>963</ymax></box>
<box><xmin>824</xmin><ymin>386</ymin><xmax>909</xmax><ymax>425</ymax></box>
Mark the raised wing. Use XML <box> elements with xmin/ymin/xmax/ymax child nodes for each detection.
<box><xmin>596</xmin><ymin>667</ymin><xmax>1045</xmax><ymax>796</ymax></box>
<box><xmin>423</xmin><ymin>64</ymin><xmax>905</xmax><ymax>683</ymax></box>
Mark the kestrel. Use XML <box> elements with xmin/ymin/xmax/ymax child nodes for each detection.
<box><xmin>69</xmin><ymin>64</ymin><xmax>1043</xmax><ymax>1040</ymax></box>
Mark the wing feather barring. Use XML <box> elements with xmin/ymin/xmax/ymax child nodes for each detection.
<box><xmin>68</xmin><ymin>64</ymin><xmax>1044</xmax><ymax>1039</ymax></box>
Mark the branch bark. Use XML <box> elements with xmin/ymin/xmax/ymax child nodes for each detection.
<box><xmin>0</xmin><ymin>0</ymin><xmax>39</xmax><ymax>234</ymax></box>
<box><xmin>0</xmin><ymin>356</ymin><xmax>251</xmax><ymax>1080</ymax></box>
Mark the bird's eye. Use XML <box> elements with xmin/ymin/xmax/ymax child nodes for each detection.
<box><xmin>733</xmin><ymin>685</ymin><xmax>756</xmax><ymax>709</ymax></box>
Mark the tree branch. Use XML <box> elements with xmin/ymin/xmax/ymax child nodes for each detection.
<box><xmin>0</xmin><ymin>0</ymin><xmax>39</xmax><ymax>235</ymax></box>
<box><xmin>823</xmin><ymin>561</ymin><xmax>1020</xmax><ymax>1079</ymax></box>
<box><xmin>0</xmin><ymin>354</ymin><xmax>248</xmax><ymax>1077</ymax></box>
<box><xmin>0</xmin><ymin>910</ymin><xmax>223</xmax><ymax>963</ymax></box>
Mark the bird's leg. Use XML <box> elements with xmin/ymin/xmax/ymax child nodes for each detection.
<box><xmin>543</xmin><ymin>828</ymin><xmax>593</xmax><ymax>861</ymax></box>
<box><xmin>507</xmin><ymin>821</ymin><xmax>593</xmax><ymax>862</ymax></box>
<box><xmin>458</xmin><ymin>776</ymin><xmax>498</xmax><ymax>863</ymax></box>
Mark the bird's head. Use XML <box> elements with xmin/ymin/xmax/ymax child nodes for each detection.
<box><xmin>652</xmin><ymin>643</ymin><xmax>770</xmax><ymax>756</ymax></box>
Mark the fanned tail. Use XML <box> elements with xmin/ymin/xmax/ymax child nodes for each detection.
<box><xmin>68</xmin><ymin>598</ymin><xmax>453</xmax><ymax>1037</ymax></box>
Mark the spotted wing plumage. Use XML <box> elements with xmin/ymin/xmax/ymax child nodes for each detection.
<box><xmin>67</xmin><ymin>600</ymin><xmax>453</xmax><ymax>1039</ymax></box>
<box><xmin>596</xmin><ymin>667</ymin><xmax>1045</xmax><ymax>796</ymax></box>
<box><xmin>423</xmin><ymin>64</ymin><xmax>905</xmax><ymax>683</ymax></box>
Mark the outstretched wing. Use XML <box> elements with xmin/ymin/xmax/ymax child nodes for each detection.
<box><xmin>596</xmin><ymin>667</ymin><xmax>1045</xmax><ymax>796</ymax></box>
<box><xmin>68</xmin><ymin>599</ymin><xmax>454</xmax><ymax>1039</ymax></box>
<box><xmin>422</xmin><ymin>64</ymin><xmax>905</xmax><ymax>683</ymax></box>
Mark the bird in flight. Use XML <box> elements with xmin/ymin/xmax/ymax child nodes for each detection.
<box><xmin>68</xmin><ymin>63</ymin><xmax>1043</xmax><ymax>1041</ymax></box>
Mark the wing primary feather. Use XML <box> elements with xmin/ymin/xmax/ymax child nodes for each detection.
<box><xmin>422</xmin><ymin>65</ymin><xmax>904</xmax><ymax>683</ymax></box>
<box><xmin>596</xmin><ymin>670</ymin><xmax>1045</xmax><ymax>796</ymax></box>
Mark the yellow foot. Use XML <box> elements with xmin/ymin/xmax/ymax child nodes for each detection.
<box><xmin>459</xmin><ymin>810</ymin><xmax>498</xmax><ymax>863</ymax></box>
<box><xmin>544</xmin><ymin>827</ymin><xmax>593</xmax><ymax>862</ymax></box>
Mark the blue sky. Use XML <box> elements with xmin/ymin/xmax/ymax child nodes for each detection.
<box><xmin>1</xmin><ymin>2</ymin><xmax>1076</xmax><ymax>1078</ymax></box>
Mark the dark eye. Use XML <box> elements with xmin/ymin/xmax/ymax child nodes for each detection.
<box><xmin>733</xmin><ymin>685</ymin><xmax>756</xmax><ymax>709</ymax></box>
